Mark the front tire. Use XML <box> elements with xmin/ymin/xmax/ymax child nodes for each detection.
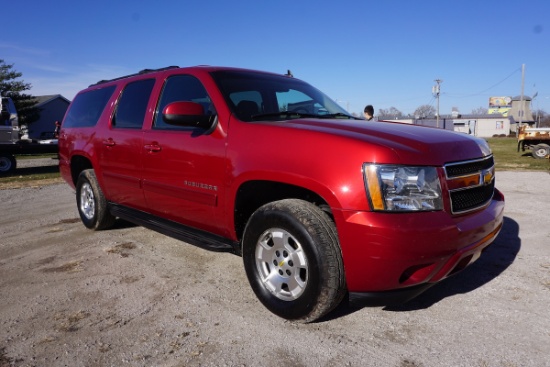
<box><xmin>242</xmin><ymin>199</ymin><xmax>346</xmax><ymax>323</ymax></box>
<box><xmin>76</xmin><ymin>169</ymin><xmax>116</xmax><ymax>230</ymax></box>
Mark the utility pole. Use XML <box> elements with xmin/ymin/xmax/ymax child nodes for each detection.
<box><xmin>519</xmin><ymin>64</ymin><xmax>525</xmax><ymax>126</ymax></box>
<box><xmin>433</xmin><ymin>79</ymin><xmax>443</xmax><ymax>128</ymax></box>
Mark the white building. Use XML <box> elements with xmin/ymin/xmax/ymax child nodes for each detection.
<box><xmin>378</xmin><ymin>114</ymin><xmax>510</xmax><ymax>138</ymax></box>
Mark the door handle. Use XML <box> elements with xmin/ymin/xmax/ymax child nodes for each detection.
<box><xmin>103</xmin><ymin>139</ymin><xmax>115</xmax><ymax>147</ymax></box>
<box><xmin>144</xmin><ymin>143</ymin><xmax>162</xmax><ymax>153</ymax></box>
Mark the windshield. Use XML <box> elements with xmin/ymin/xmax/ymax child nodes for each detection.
<box><xmin>211</xmin><ymin>70</ymin><xmax>353</xmax><ymax>122</ymax></box>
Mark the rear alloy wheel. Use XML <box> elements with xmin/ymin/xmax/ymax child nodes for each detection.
<box><xmin>242</xmin><ymin>199</ymin><xmax>346</xmax><ymax>323</ymax></box>
<box><xmin>76</xmin><ymin>169</ymin><xmax>116</xmax><ymax>230</ymax></box>
<box><xmin>532</xmin><ymin>144</ymin><xmax>550</xmax><ymax>159</ymax></box>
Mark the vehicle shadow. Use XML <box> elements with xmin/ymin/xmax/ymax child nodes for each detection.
<box><xmin>324</xmin><ymin>216</ymin><xmax>520</xmax><ymax>320</ymax></box>
<box><xmin>112</xmin><ymin>218</ymin><xmax>139</xmax><ymax>229</ymax></box>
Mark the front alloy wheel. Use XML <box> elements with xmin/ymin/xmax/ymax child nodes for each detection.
<box><xmin>255</xmin><ymin>227</ymin><xmax>309</xmax><ymax>301</ymax></box>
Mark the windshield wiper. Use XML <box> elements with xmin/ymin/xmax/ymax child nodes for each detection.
<box><xmin>252</xmin><ymin>111</ymin><xmax>320</xmax><ymax>120</ymax></box>
<box><xmin>319</xmin><ymin>112</ymin><xmax>358</xmax><ymax>119</ymax></box>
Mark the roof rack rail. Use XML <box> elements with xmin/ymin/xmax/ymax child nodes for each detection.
<box><xmin>138</xmin><ymin>65</ymin><xmax>179</xmax><ymax>74</ymax></box>
<box><xmin>90</xmin><ymin>65</ymin><xmax>180</xmax><ymax>87</ymax></box>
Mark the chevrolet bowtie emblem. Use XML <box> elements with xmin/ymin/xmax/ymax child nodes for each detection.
<box><xmin>482</xmin><ymin>167</ymin><xmax>494</xmax><ymax>185</ymax></box>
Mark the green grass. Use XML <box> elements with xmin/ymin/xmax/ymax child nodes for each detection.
<box><xmin>0</xmin><ymin>169</ymin><xmax>60</xmax><ymax>184</ymax></box>
<box><xmin>486</xmin><ymin>137</ymin><xmax>550</xmax><ymax>172</ymax></box>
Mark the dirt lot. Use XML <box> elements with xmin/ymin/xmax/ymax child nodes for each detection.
<box><xmin>1</xmin><ymin>160</ymin><xmax>549</xmax><ymax>367</ymax></box>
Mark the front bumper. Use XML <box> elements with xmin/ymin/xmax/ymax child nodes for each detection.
<box><xmin>334</xmin><ymin>188</ymin><xmax>505</xmax><ymax>301</ymax></box>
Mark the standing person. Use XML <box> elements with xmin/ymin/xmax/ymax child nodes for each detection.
<box><xmin>53</xmin><ymin>121</ymin><xmax>61</xmax><ymax>138</ymax></box>
<box><xmin>363</xmin><ymin>105</ymin><xmax>374</xmax><ymax>121</ymax></box>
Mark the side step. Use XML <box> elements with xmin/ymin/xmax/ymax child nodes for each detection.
<box><xmin>109</xmin><ymin>203</ymin><xmax>240</xmax><ymax>255</ymax></box>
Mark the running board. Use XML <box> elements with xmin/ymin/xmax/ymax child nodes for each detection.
<box><xmin>109</xmin><ymin>203</ymin><xmax>240</xmax><ymax>255</ymax></box>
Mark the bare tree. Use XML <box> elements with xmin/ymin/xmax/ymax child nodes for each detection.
<box><xmin>413</xmin><ymin>104</ymin><xmax>435</xmax><ymax>118</ymax></box>
<box><xmin>378</xmin><ymin>106</ymin><xmax>403</xmax><ymax>118</ymax></box>
<box><xmin>471</xmin><ymin>106</ymin><xmax>488</xmax><ymax>115</ymax></box>
<box><xmin>532</xmin><ymin>109</ymin><xmax>550</xmax><ymax>127</ymax></box>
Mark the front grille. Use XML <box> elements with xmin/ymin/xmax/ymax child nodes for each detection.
<box><xmin>445</xmin><ymin>156</ymin><xmax>494</xmax><ymax>178</ymax></box>
<box><xmin>450</xmin><ymin>180</ymin><xmax>495</xmax><ymax>212</ymax></box>
<box><xmin>444</xmin><ymin>156</ymin><xmax>495</xmax><ymax>214</ymax></box>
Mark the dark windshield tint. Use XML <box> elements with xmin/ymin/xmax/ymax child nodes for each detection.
<box><xmin>63</xmin><ymin>86</ymin><xmax>116</xmax><ymax>128</ymax></box>
<box><xmin>210</xmin><ymin>70</ymin><xmax>349</xmax><ymax>122</ymax></box>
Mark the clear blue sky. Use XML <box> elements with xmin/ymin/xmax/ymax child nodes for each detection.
<box><xmin>3</xmin><ymin>0</ymin><xmax>549</xmax><ymax>117</ymax></box>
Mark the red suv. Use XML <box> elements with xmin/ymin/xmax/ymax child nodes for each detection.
<box><xmin>59</xmin><ymin>66</ymin><xmax>505</xmax><ymax>322</ymax></box>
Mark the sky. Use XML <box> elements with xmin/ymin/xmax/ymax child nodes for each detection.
<box><xmin>2</xmin><ymin>0</ymin><xmax>550</xmax><ymax>117</ymax></box>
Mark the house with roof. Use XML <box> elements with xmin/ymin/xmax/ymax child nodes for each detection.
<box><xmin>506</xmin><ymin>95</ymin><xmax>535</xmax><ymax>132</ymax></box>
<box><xmin>450</xmin><ymin>114</ymin><xmax>511</xmax><ymax>137</ymax></box>
<box><xmin>26</xmin><ymin>95</ymin><xmax>70</xmax><ymax>140</ymax></box>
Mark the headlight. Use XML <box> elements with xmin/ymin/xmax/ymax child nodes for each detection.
<box><xmin>363</xmin><ymin>164</ymin><xmax>443</xmax><ymax>212</ymax></box>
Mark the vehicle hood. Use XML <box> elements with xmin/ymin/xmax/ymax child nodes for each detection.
<box><xmin>279</xmin><ymin>119</ymin><xmax>492</xmax><ymax>165</ymax></box>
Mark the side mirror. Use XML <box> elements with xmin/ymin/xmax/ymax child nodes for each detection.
<box><xmin>162</xmin><ymin>101</ymin><xmax>213</xmax><ymax>130</ymax></box>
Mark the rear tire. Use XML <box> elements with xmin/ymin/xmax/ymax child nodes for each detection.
<box><xmin>242</xmin><ymin>199</ymin><xmax>346</xmax><ymax>323</ymax></box>
<box><xmin>76</xmin><ymin>169</ymin><xmax>116</xmax><ymax>230</ymax></box>
<box><xmin>0</xmin><ymin>154</ymin><xmax>16</xmax><ymax>174</ymax></box>
<box><xmin>532</xmin><ymin>144</ymin><xmax>550</xmax><ymax>159</ymax></box>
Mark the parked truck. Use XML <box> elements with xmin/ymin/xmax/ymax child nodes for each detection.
<box><xmin>1</xmin><ymin>96</ymin><xmax>58</xmax><ymax>173</ymax></box>
<box><xmin>517</xmin><ymin>124</ymin><xmax>550</xmax><ymax>159</ymax></box>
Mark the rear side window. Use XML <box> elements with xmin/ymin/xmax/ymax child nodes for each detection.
<box><xmin>63</xmin><ymin>86</ymin><xmax>116</xmax><ymax>128</ymax></box>
<box><xmin>112</xmin><ymin>79</ymin><xmax>155</xmax><ymax>129</ymax></box>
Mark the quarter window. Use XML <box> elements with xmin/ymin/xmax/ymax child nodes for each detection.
<box><xmin>63</xmin><ymin>86</ymin><xmax>116</xmax><ymax>128</ymax></box>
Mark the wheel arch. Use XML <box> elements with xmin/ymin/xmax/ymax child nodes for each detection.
<box><xmin>69</xmin><ymin>154</ymin><xmax>94</xmax><ymax>186</ymax></box>
<box><xmin>234</xmin><ymin>180</ymin><xmax>333</xmax><ymax>242</ymax></box>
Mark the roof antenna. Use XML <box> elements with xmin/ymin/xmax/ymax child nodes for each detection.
<box><xmin>286</xmin><ymin>69</ymin><xmax>293</xmax><ymax>77</ymax></box>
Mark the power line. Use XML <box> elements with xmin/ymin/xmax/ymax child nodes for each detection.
<box><xmin>447</xmin><ymin>67</ymin><xmax>522</xmax><ymax>98</ymax></box>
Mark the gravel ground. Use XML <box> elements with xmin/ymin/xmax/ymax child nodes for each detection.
<box><xmin>1</xmin><ymin>163</ymin><xmax>549</xmax><ymax>367</ymax></box>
